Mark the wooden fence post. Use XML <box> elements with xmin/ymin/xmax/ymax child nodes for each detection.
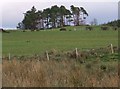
<box><xmin>75</xmin><ymin>48</ymin><xmax>79</xmax><ymax>59</ymax></box>
<box><xmin>46</xmin><ymin>51</ymin><xmax>49</xmax><ymax>61</ymax></box>
<box><xmin>8</xmin><ymin>53</ymin><xmax>10</xmax><ymax>60</ymax></box>
<box><xmin>110</xmin><ymin>44</ymin><xmax>114</xmax><ymax>54</ymax></box>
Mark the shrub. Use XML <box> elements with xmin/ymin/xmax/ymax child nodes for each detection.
<box><xmin>101</xmin><ymin>26</ymin><xmax>109</xmax><ymax>30</ymax></box>
<box><xmin>60</xmin><ymin>28</ymin><xmax>66</xmax><ymax>31</ymax></box>
<box><xmin>86</xmin><ymin>26</ymin><xmax>93</xmax><ymax>31</ymax></box>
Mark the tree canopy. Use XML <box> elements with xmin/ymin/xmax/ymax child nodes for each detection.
<box><xmin>18</xmin><ymin>5</ymin><xmax>89</xmax><ymax>30</ymax></box>
<box><xmin>102</xmin><ymin>20</ymin><xmax>120</xmax><ymax>27</ymax></box>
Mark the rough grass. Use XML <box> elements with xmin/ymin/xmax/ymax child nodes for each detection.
<box><xmin>2</xmin><ymin>46</ymin><xmax>119</xmax><ymax>87</ymax></box>
<box><xmin>2</xmin><ymin>59</ymin><xmax>118</xmax><ymax>87</ymax></box>
<box><xmin>2</xmin><ymin>26</ymin><xmax>118</xmax><ymax>56</ymax></box>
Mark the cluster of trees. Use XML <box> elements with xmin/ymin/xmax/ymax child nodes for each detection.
<box><xmin>17</xmin><ymin>5</ymin><xmax>88</xmax><ymax>30</ymax></box>
<box><xmin>102</xmin><ymin>20</ymin><xmax>120</xmax><ymax>27</ymax></box>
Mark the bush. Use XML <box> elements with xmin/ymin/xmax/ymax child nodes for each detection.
<box><xmin>112</xmin><ymin>26</ymin><xmax>118</xmax><ymax>30</ymax></box>
<box><xmin>101</xmin><ymin>26</ymin><xmax>109</xmax><ymax>30</ymax></box>
<box><xmin>60</xmin><ymin>28</ymin><xmax>66</xmax><ymax>31</ymax></box>
<box><xmin>85</xmin><ymin>26</ymin><xmax>93</xmax><ymax>30</ymax></box>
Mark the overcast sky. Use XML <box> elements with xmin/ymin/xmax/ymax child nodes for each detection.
<box><xmin>0</xmin><ymin>0</ymin><xmax>119</xmax><ymax>29</ymax></box>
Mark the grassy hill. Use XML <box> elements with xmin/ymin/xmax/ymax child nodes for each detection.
<box><xmin>102</xmin><ymin>20</ymin><xmax>120</xmax><ymax>27</ymax></box>
<box><xmin>2</xmin><ymin>26</ymin><xmax>118</xmax><ymax>56</ymax></box>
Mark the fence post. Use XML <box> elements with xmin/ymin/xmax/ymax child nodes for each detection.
<box><xmin>46</xmin><ymin>51</ymin><xmax>49</xmax><ymax>61</ymax></box>
<box><xmin>110</xmin><ymin>44</ymin><xmax>114</xmax><ymax>54</ymax></box>
<box><xmin>75</xmin><ymin>48</ymin><xmax>79</xmax><ymax>59</ymax></box>
<box><xmin>8</xmin><ymin>53</ymin><xmax>10</xmax><ymax>60</ymax></box>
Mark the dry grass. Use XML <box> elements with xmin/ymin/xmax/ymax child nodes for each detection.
<box><xmin>2</xmin><ymin>59</ymin><xmax>118</xmax><ymax>87</ymax></box>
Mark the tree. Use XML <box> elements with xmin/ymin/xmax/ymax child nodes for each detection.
<box><xmin>42</xmin><ymin>8</ymin><xmax>51</xmax><ymax>28</ymax></box>
<box><xmin>20</xmin><ymin>5</ymin><xmax>89</xmax><ymax>30</ymax></box>
<box><xmin>71</xmin><ymin>5</ymin><xmax>88</xmax><ymax>26</ymax></box>
<box><xmin>59</xmin><ymin>5</ymin><xmax>67</xmax><ymax>27</ymax></box>
<box><xmin>80</xmin><ymin>7</ymin><xmax>88</xmax><ymax>25</ymax></box>
<box><xmin>66</xmin><ymin>10</ymin><xmax>72</xmax><ymax>26</ymax></box>
<box><xmin>70</xmin><ymin>5</ymin><xmax>76</xmax><ymax>26</ymax></box>
<box><xmin>22</xmin><ymin>6</ymin><xmax>39</xmax><ymax>30</ymax></box>
<box><xmin>71</xmin><ymin>5</ymin><xmax>82</xmax><ymax>26</ymax></box>
<box><xmin>75</xmin><ymin>7</ymin><xmax>80</xmax><ymax>26</ymax></box>
<box><xmin>102</xmin><ymin>19</ymin><xmax>120</xmax><ymax>27</ymax></box>
<box><xmin>16</xmin><ymin>22</ymin><xmax>24</xmax><ymax>29</ymax></box>
<box><xmin>49</xmin><ymin>5</ymin><xmax>60</xmax><ymax>28</ymax></box>
<box><xmin>36</xmin><ymin>10</ymin><xmax>44</xmax><ymax>29</ymax></box>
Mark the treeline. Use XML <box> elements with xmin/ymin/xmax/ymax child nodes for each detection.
<box><xmin>102</xmin><ymin>20</ymin><xmax>120</xmax><ymax>27</ymax></box>
<box><xmin>17</xmin><ymin>5</ymin><xmax>88</xmax><ymax>30</ymax></box>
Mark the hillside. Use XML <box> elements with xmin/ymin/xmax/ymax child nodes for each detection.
<box><xmin>102</xmin><ymin>20</ymin><xmax>120</xmax><ymax>27</ymax></box>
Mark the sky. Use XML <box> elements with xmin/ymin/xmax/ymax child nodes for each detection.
<box><xmin>118</xmin><ymin>1</ymin><xmax>120</xmax><ymax>19</ymax></box>
<box><xmin>0</xmin><ymin>0</ymin><xmax>119</xmax><ymax>29</ymax></box>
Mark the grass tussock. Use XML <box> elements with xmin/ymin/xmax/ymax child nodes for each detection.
<box><xmin>2</xmin><ymin>59</ymin><xmax>118</xmax><ymax>87</ymax></box>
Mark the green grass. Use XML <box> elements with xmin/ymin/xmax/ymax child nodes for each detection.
<box><xmin>2</xmin><ymin>26</ymin><xmax>118</xmax><ymax>56</ymax></box>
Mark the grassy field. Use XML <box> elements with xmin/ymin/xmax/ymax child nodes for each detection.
<box><xmin>2</xmin><ymin>26</ymin><xmax>118</xmax><ymax>56</ymax></box>
<box><xmin>2</xmin><ymin>26</ymin><xmax>119</xmax><ymax>87</ymax></box>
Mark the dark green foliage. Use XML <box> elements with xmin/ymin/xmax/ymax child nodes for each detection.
<box><xmin>102</xmin><ymin>20</ymin><xmax>120</xmax><ymax>27</ymax></box>
<box><xmin>20</xmin><ymin>5</ymin><xmax>88</xmax><ymax>30</ymax></box>
<box><xmin>22</xmin><ymin>6</ymin><xmax>39</xmax><ymax>30</ymax></box>
<box><xmin>70</xmin><ymin>5</ymin><xmax>88</xmax><ymax>26</ymax></box>
<box><xmin>59</xmin><ymin>28</ymin><xmax>66</xmax><ymax>31</ymax></box>
<box><xmin>101</xmin><ymin>26</ymin><xmax>109</xmax><ymax>30</ymax></box>
<box><xmin>86</xmin><ymin>26</ymin><xmax>93</xmax><ymax>30</ymax></box>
